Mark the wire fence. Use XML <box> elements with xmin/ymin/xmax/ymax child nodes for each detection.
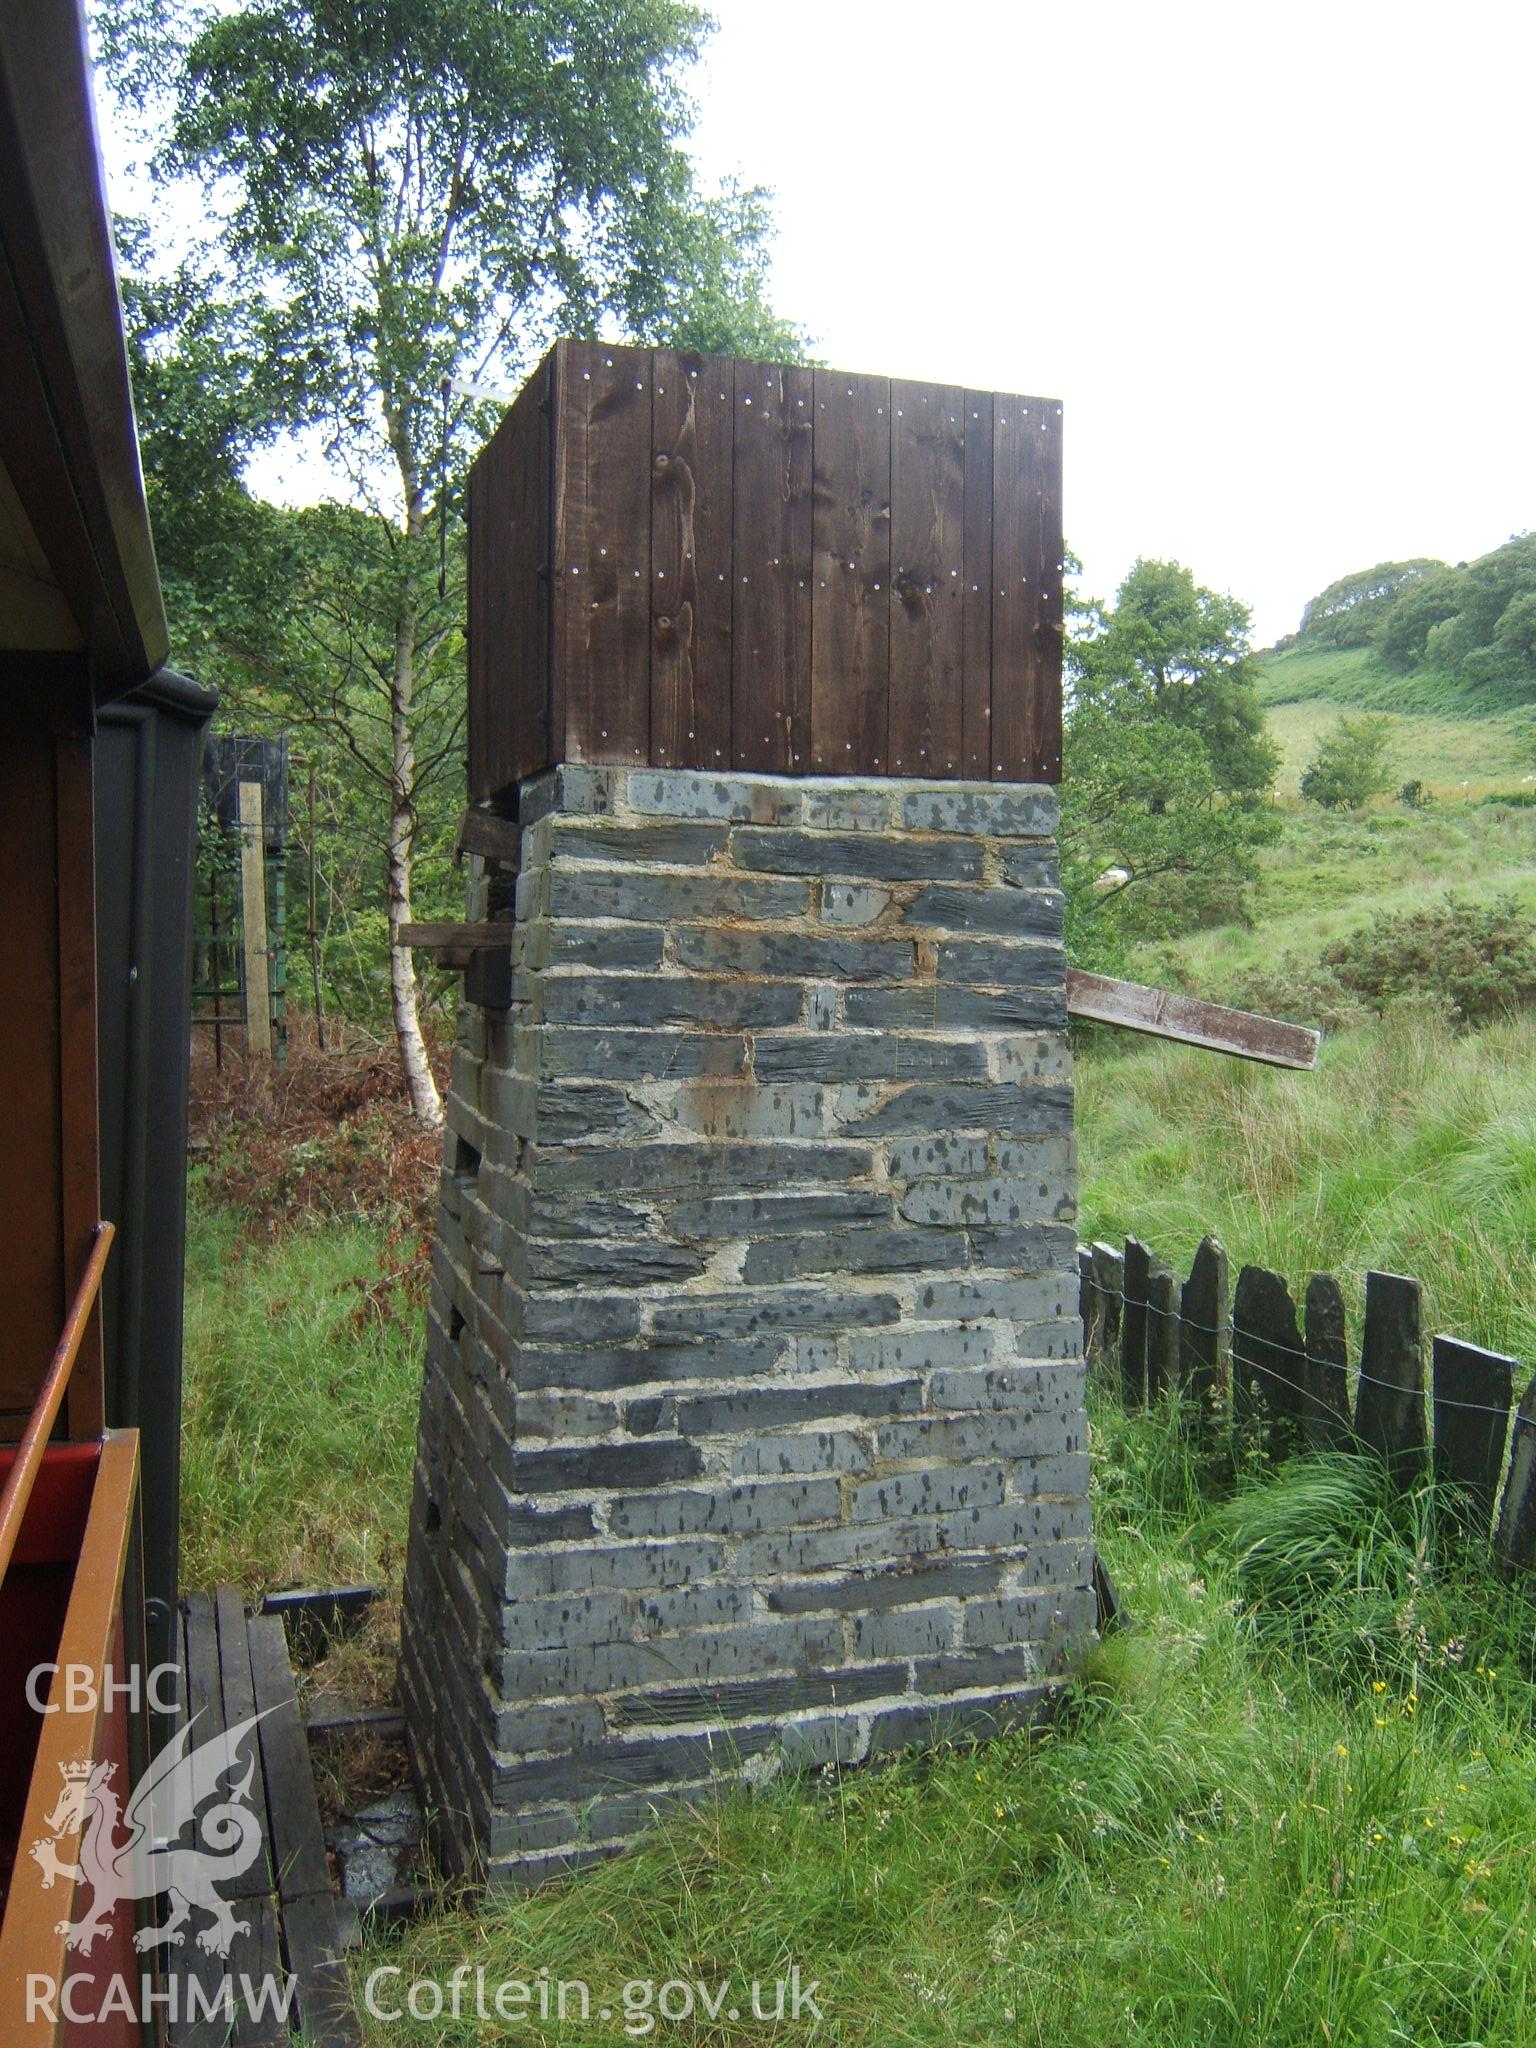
<box><xmin>1078</xmin><ymin>1234</ymin><xmax>1536</xmax><ymax>1566</ymax></box>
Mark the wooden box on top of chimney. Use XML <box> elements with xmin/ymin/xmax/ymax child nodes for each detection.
<box><xmin>466</xmin><ymin>339</ymin><xmax>1063</xmax><ymax>802</ymax></box>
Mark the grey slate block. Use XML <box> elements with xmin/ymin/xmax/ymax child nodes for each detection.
<box><xmin>842</xmin><ymin>985</ymin><xmax>1066</xmax><ymax>1031</ymax></box>
<box><xmin>650</xmin><ymin>1288</ymin><xmax>901</xmax><ymax>1340</ymax></box>
<box><xmin>750</xmin><ymin>1035</ymin><xmax>988</xmax><ymax>1082</ymax></box>
<box><xmin>731</xmin><ymin>1430</ymin><xmax>875</xmax><ymax>1477</ymax></box>
<box><xmin>936</xmin><ymin>940</ymin><xmax>1063</xmax><ymax>986</ymax></box>
<box><xmin>601</xmin><ymin>1478</ymin><xmax>844</xmax><ymax>1540</ymax></box>
<box><xmin>662</xmin><ymin>1378</ymin><xmax>923</xmax><ymax>1436</ymax></box>
<box><xmin>548</xmin><ymin>821</ymin><xmax>728</xmax><ymax>865</ymax></box>
<box><xmin>766</xmin><ymin>1558</ymin><xmax>1003</xmax><ymax>1615</ymax></box>
<box><xmin>515</xmin><ymin>1338</ymin><xmax>791</xmax><ymax>1393</ymax></box>
<box><xmin>625</xmin><ymin>770</ymin><xmax>801</xmax><ymax>825</ymax></box>
<box><xmin>821</xmin><ymin>882</ymin><xmax>892</xmax><ymax>926</ymax></box>
<box><xmin>528</xmin><ymin>922</ymin><xmax>665</xmax><ymax>972</ymax></box>
<box><xmin>526</xmin><ymin>1240</ymin><xmax>707</xmax><ymax>1289</ymax></box>
<box><xmin>671</xmin><ymin>928</ymin><xmax>916</xmax><ymax>982</ymax></box>
<box><xmin>535</xmin><ymin>1030</ymin><xmax>750</xmax><ymax>1081</ymax></box>
<box><xmin>884</xmin><ymin>1134</ymin><xmax>990</xmax><ymax>1180</ymax></box>
<box><xmin>898</xmin><ymin>785</ymin><xmax>1058</xmax><ymax>837</ymax></box>
<box><xmin>898</xmin><ymin>1177</ymin><xmax>1072</xmax><ymax>1227</ymax></box>
<box><xmin>905</xmin><ymin>883</ymin><xmax>1065</xmax><ymax>936</ymax></box>
<box><xmin>547</xmin><ymin>867</ymin><xmax>809</xmax><ymax>925</ymax></box>
<box><xmin>835</xmin><ymin>1081</ymin><xmax>1075</xmax><ymax>1137</ymax></box>
<box><xmin>510</xmin><ymin>1439</ymin><xmax>704</xmax><ymax>1494</ymax></box>
<box><xmin>743</xmin><ymin>1228</ymin><xmax>969</xmax><ymax>1283</ymax></box>
<box><xmin>537</xmin><ymin>975</ymin><xmax>805</xmax><ymax>1031</ymax></box>
<box><xmin>530</xmin><ymin>1140</ymin><xmax>874</xmax><ymax>1193</ymax></box>
<box><xmin>668</xmin><ymin>1189</ymin><xmax>891</xmax><ymax>1237</ymax></box>
<box><xmin>914</xmin><ymin>1273</ymin><xmax>1076</xmax><ymax>1321</ymax></box>
<box><xmin>730</xmin><ymin>829</ymin><xmax>985</xmax><ymax>882</ymax></box>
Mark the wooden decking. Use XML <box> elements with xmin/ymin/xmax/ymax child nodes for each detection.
<box><xmin>168</xmin><ymin>1590</ymin><xmax>362</xmax><ymax>2047</ymax></box>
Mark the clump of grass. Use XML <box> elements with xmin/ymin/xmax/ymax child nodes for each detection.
<box><xmin>180</xmin><ymin>1194</ymin><xmax>422</xmax><ymax>1597</ymax></box>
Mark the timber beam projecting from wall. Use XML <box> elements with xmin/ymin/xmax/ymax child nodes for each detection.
<box><xmin>1066</xmin><ymin>969</ymin><xmax>1320</xmax><ymax>1069</ymax></box>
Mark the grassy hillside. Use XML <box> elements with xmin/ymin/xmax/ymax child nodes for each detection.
<box><xmin>1131</xmin><ymin>799</ymin><xmax>1536</xmax><ymax>997</ymax></box>
<box><xmin>1254</xmin><ymin>645</ymin><xmax>1533</xmax><ymax>798</ymax></box>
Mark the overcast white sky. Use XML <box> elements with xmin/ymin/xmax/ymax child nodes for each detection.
<box><xmin>100</xmin><ymin>0</ymin><xmax>1534</xmax><ymax>646</ymax></box>
<box><xmin>685</xmin><ymin>0</ymin><xmax>1536</xmax><ymax>642</ymax></box>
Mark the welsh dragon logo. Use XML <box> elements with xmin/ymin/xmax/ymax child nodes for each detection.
<box><xmin>29</xmin><ymin>1711</ymin><xmax>269</xmax><ymax>1959</ymax></box>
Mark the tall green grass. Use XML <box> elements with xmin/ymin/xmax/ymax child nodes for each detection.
<box><xmin>180</xmin><ymin>1190</ymin><xmax>422</xmax><ymax>1591</ymax></box>
<box><xmin>1076</xmin><ymin>1003</ymin><xmax>1536</xmax><ymax>1362</ymax></box>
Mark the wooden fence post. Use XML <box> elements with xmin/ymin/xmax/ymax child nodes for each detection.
<box><xmin>1354</xmin><ymin>1271</ymin><xmax>1426</xmax><ymax>1475</ymax></box>
<box><xmin>1495</xmin><ymin>1376</ymin><xmax>1536</xmax><ymax>1574</ymax></box>
<box><xmin>1180</xmin><ymin>1236</ymin><xmax>1230</xmax><ymax>1432</ymax></box>
<box><xmin>238</xmin><ymin>779</ymin><xmax>273</xmax><ymax>1059</ymax></box>
<box><xmin>1433</xmin><ymin>1335</ymin><xmax>1515</xmax><ymax>1525</ymax></box>
<box><xmin>1121</xmin><ymin>1238</ymin><xmax>1151</xmax><ymax>1408</ymax></box>
<box><xmin>1147</xmin><ymin>1264</ymin><xmax>1181</xmax><ymax>1401</ymax></box>
<box><xmin>1303</xmin><ymin>1274</ymin><xmax>1352</xmax><ymax>1451</ymax></box>
<box><xmin>1233</xmin><ymin>1265</ymin><xmax>1305</xmax><ymax>1455</ymax></box>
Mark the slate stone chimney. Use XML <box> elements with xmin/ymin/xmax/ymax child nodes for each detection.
<box><xmin>401</xmin><ymin>343</ymin><xmax>1095</xmax><ymax>1886</ymax></box>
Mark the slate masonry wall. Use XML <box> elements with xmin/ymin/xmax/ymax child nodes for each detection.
<box><xmin>401</xmin><ymin>765</ymin><xmax>1096</xmax><ymax>1887</ymax></box>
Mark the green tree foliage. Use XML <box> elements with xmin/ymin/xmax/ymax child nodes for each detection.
<box><xmin>1071</xmin><ymin>558</ymin><xmax>1279</xmax><ymax>795</ymax></box>
<box><xmin>1372</xmin><ymin>563</ymin><xmax>1467</xmax><ymax>672</ymax></box>
<box><xmin>1422</xmin><ymin>536</ymin><xmax>1536</xmax><ymax>687</ymax></box>
<box><xmin>98</xmin><ymin>0</ymin><xmax>805</xmax><ymax>1119</ymax></box>
<box><xmin>1063</xmin><ymin>559</ymin><xmax>1280</xmax><ymax>969</ymax></box>
<box><xmin>1298</xmin><ymin>535</ymin><xmax>1536</xmax><ymax>693</ymax></box>
<box><xmin>1296</xmin><ymin>560</ymin><xmax>1443</xmax><ymax>650</ymax></box>
<box><xmin>1299</xmin><ymin>714</ymin><xmax>1395</xmax><ymax>810</ymax></box>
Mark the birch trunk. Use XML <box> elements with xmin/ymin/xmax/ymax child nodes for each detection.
<box><xmin>387</xmin><ymin>568</ymin><xmax>444</xmax><ymax>1128</ymax></box>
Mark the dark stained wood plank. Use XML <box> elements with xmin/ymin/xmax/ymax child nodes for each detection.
<box><xmin>990</xmin><ymin>393</ymin><xmax>1063</xmax><ymax>781</ymax></box>
<box><xmin>1353</xmin><ymin>1271</ymin><xmax>1427</xmax><ymax>1475</ymax></box>
<box><xmin>1181</xmin><ymin>1235</ymin><xmax>1230</xmax><ymax>1427</ymax></box>
<box><xmin>1120</xmin><ymin>1237</ymin><xmax>1151</xmax><ymax>1408</ymax></box>
<box><xmin>224</xmin><ymin>1884</ymin><xmax>286</xmax><ymax>2048</ymax></box>
<box><xmin>551</xmin><ymin>338</ymin><xmax>652</xmax><ymax>766</ymax></box>
<box><xmin>1031</xmin><ymin>398</ymin><xmax>1064</xmax><ymax>781</ymax></box>
<box><xmin>182</xmin><ymin>1589</ymin><xmax>222</xmax><ymax>1740</ymax></box>
<box><xmin>1303</xmin><ymin>1273</ymin><xmax>1353</xmax><ymax>1451</ymax></box>
<box><xmin>398</xmin><ymin>921</ymin><xmax>515</xmax><ymax>950</ymax></box>
<box><xmin>731</xmin><ymin>360</ymin><xmax>812</xmax><ymax>772</ymax></box>
<box><xmin>961</xmin><ymin>390</ymin><xmax>993</xmax><ymax>778</ymax></box>
<box><xmin>467</xmin><ymin>355</ymin><xmax>552</xmax><ymax>800</ymax></box>
<box><xmin>170</xmin><ymin>1592</ymin><xmax>231</xmax><ymax>2048</ymax></box>
<box><xmin>454</xmin><ymin>807</ymin><xmax>522</xmax><ymax>865</ymax></box>
<box><xmin>231</xmin><ymin>1896</ymin><xmax>287</xmax><ymax>2048</ymax></box>
<box><xmin>1233</xmin><ymin>1264</ymin><xmax>1304</xmax><ymax>1453</ymax></box>
<box><xmin>888</xmin><ymin>380</ymin><xmax>965</xmax><ymax>777</ymax></box>
<box><xmin>1432</xmin><ymin>1334</ymin><xmax>1514</xmax><ymax>1523</ymax></box>
<box><xmin>280</xmin><ymin>1897</ymin><xmax>363</xmax><ymax>2048</ymax></box>
<box><xmin>650</xmin><ymin>350</ymin><xmax>734</xmax><ymax>770</ymax></box>
<box><xmin>215</xmin><ymin>1586</ymin><xmax>274</xmax><ymax>1900</ymax></box>
<box><xmin>247</xmin><ymin>1613</ymin><xmax>334</xmax><ymax>1903</ymax></box>
<box><xmin>810</xmin><ymin>366</ymin><xmax>891</xmax><ymax>772</ymax></box>
<box><xmin>1496</xmin><ymin>1375</ymin><xmax>1536</xmax><ymax>1574</ymax></box>
<box><xmin>1066</xmin><ymin>969</ymin><xmax>1322</xmax><ymax>1069</ymax></box>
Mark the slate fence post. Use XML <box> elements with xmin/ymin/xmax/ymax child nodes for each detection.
<box><xmin>1079</xmin><ymin>1231</ymin><xmax>1536</xmax><ymax>1561</ymax></box>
